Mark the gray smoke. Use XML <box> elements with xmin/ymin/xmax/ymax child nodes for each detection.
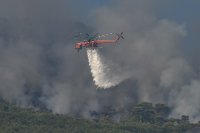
<box><xmin>92</xmin><ymin>0</ymin><xmax>200</xmax><ymax>122</ymax></box>
<box><xmin>0</xmin><ymin>0</ymin><xmax>99</xmax><ymax>116</ymax></box>
<box><xmin>0</xmin><ymin>0</ymin><xmax>199</xmax><ymax>122</ymax></box>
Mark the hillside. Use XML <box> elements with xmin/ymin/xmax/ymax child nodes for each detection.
<box><xmin>0</xmin><ymin>101</ymin><xmax>199</xmax><ymax>133</ymax></box>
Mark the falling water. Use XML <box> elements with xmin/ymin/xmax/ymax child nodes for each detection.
<box><xmin>87</xmin><ymin>49</ymin><xmax>128</xmax><ymax>89</ymax></box>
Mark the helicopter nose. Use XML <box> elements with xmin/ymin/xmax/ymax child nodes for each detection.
<box><xmin>75</xmin><ymin>43</ymin><xmax>82</xmax><ymax>49</ymax></box>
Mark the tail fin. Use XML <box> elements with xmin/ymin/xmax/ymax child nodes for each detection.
<box><xmin>116</xmin><ymin>32</ymin><xmax>124</xmax><ymax>40</ymax></box>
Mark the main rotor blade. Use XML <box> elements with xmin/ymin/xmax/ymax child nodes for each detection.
<box><xmin>97</xmin><ymin>33</ymin><xmax>114</xmax><ymax>38</ymax></box>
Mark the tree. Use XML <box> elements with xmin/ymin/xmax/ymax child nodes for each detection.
<box><xmin>155</xmin><ymin>104</ymin><xmax>170</xmax><ymax>118</ymax></box>
<box><xmin>133</xmin><ymin>102</ymin><xmax>155</xmax><ymax>123</ymax></box>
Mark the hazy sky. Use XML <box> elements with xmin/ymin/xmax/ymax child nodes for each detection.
<box><xmin>74</xmin><ymin>0</ymin><xmax>200</xmax><ymax>48</ymax></box>
<box><xmin>87</xmin><ymin>0</ymin><xmax>200</xmax><ymax>60</ymax></box>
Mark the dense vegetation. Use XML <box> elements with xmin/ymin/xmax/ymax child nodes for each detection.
<box><xmin>0</xmin><ymin>101</ymin><xmax>199</xmax><ymax>133</ymax></box>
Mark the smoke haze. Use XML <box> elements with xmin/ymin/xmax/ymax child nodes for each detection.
<box><xmin>92</xmin><ymin>0</ymin><xmax>200</xmax><ymax>121</ymax></box>
<box><xmin>0</xmin><ymin>0</ymin><xmax>199</xmax><ymax>121</ymax></box>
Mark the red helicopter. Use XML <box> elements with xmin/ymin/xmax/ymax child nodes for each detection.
<box><xmin>74</xmin><ymin>32</ymin><xmax>124</xmax><ymax>51</ymax></box>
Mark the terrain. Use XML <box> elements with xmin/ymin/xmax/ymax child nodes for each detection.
<box><xmin>0</xmin><ymin>100</ymin><xmax>199</xmax><ymax>133</ymax></box>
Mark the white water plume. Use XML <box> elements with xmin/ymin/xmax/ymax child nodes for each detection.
<box><xmin>87</xmin><ymin>49</ymin><xmax>128</xmax><ymax>89</ymax></box>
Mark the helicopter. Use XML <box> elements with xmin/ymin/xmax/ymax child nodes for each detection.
<box><xmin>74</xmin><ymin>32</ymin><xmax>124</xmax><ymax>51</ymax></box>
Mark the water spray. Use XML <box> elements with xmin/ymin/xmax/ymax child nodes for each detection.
<box><xmin>87</xmin><ymin>49</ymin><xmax>128</xmax><ymax>89</ymax></box>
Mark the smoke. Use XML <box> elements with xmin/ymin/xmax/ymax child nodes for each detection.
<box><xmin>92</xmin><ymin>0</ymin><xmax>200</xmax><ymax>122</ymax></box>
<box><xmin>0</xmin><ymin>0</ymin><xmax>199</xmax><ymax>122</ymax></box>
<box><xmin>87</xmin><ymin>49</ymin><xmax>129</xmax><ymax>89</ymax></box>
<box><xmin>0</xmin><ymin>0</ymin><xmax>100</xmax><ymax>116</ymax></box>
<box><xmin>0</xmin><ymin>0</ymin><xmax>134</xmax><ymax>117</ymax></box>
<box><xmin>186</xmin><ymin>128</ymin><xmax>200</xmax><ymax>133</ymax></box>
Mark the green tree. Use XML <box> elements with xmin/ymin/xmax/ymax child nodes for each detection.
<box><xmin>133</xmin><ymin>102</ymin><xmax>155</xmax><ymax>123</ymax></box>
<box><xmin>155</xmin><ymin>104</ymin><xmax>170</xmax><ymax>117</ymax></box>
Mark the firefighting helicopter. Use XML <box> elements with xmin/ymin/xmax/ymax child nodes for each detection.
<box><xmin>74</xmin><ymin>32</ymin><xmax>124</xmax><ymax>51</ymax></box>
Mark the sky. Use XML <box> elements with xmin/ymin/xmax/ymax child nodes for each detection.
<box><xmin>73</xmin><ymin>0</ymin><xmax>200</xmax><ymax>54</ymax></box>
<box><xmin>89</xmin><ymin>0</ymin><xmax>200</xmax><ymax>42</ymax></box>
<box><xmin>0</xmin><ymin>0</ymin><xmax>200</xmax><ymax>121</ymax></box>
<box><xmin>90</xmin><ymin>0</ymin><xmax>200</xmax><ymax>64</ymax></box>
<box><xmin>154</xmin><ymin>0</ymin><xmax>200</xmax><ymax>51</ymax></box>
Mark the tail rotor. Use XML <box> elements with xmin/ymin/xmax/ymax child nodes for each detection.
<box><xmin>116</xmin><ymin>32</ymin><xmax>124</xmax><ymax>40</ymax></box>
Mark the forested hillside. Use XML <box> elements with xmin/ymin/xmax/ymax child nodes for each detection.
<box><xmin>0</xmin><ymin>101</ymin><xmax>199</xmax><ymax>133</ymax></box>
